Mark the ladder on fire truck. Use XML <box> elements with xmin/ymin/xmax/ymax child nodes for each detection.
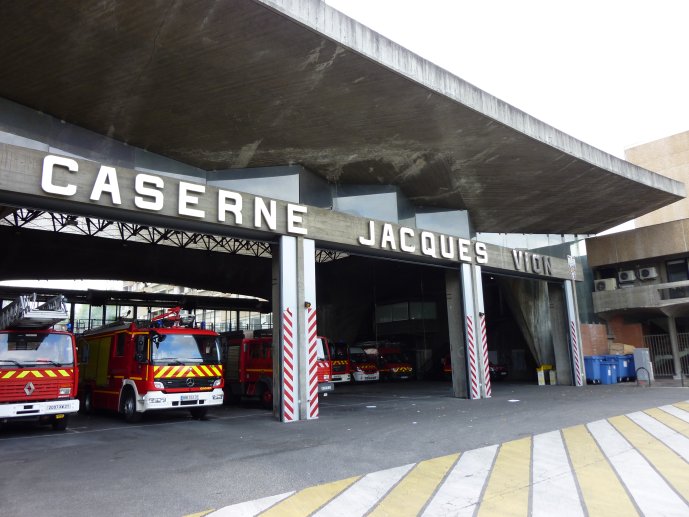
<box><xmin>0</xmin><ymin>294</ymin><xmax>69</xmax><ymax>330</ymax></box>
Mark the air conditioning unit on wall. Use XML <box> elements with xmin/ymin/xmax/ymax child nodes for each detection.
<box><xmin>618</xmin><ymin>270</ymin><xmax>636</xmax><ymax>283</ymax></box>
<box><xmin>595</xmin><ymin>278</ymin><xmax>617</xmax><ymax>292</ymax></box>
<box><xmin>639</xmin><ymin>266</ymin><xmax>658</xmax><ymax>280</ymax></box>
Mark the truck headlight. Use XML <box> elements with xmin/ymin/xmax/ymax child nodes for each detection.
<box><xmin>213</xmin><ymin>378</ymin><xmax>222</xmax><ymax>387</ymax></box>
<box><xmin>58</xmin><ymin>387</ymin><xmax>71</xmax><ymax>396</ymax></box>
<box><xmin>153</xmin><ymin>381</ymin><xmax>165</xmax><ymax>389</ymax></box>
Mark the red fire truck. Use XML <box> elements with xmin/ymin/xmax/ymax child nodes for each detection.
<box><xmin>329</xmin><ymin>341</ymin><xmax>352</xmax><ymax>383</ymax></box>
<box><xmin>348</xmin><ymin>345</ymin><xmax>380</xmax><ymax>382</ymax></box>
<box><xmin>0</xmin><ymin>294</ymin><xmax>79</xmax><ymax>430</ymax></box>
<box><xmin>220</xmin><ymin>329</ymin><xmax>334</xmax><ymax>409</ymax></box>
<box><xmin>78</xmin><ymin>307</ymin><xmax>223</xmax><ymax>422</ymax></box>
<box><xmin>361</xmin><ymin>342</ymin><xmax>414</xmax><ymax>380</ymax></box>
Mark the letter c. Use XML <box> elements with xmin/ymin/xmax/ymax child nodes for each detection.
<box><xmin>42</xmin><ymin>155</ymin><xmax>78</xmax><ymax>196</ymax></box>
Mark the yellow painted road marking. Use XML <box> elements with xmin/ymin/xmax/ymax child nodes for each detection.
<box><xmin>477</xmin><ymin>437</ymin><xmax>531</xmax><ymax>517</ymax></box>
<box><xmin>562</xmin><ymin>425</ymin><xmax>638</xmax><ymax>517</ymax></box>
<box><xmin>674</xmin><ymin>401</ymin><xmax>689</xmax><ymax>414</ymax></box>
<box><xmin>610</xmin><ymin>415</ymin><xmax>689</xmax><ymax>502</ymax></box>
<box><xmin>259</xmin><ymin>476</ymin><xmax>359</xmax><ymax>517</ymax></box>
<box><xmin>369</xmin><ymin>453</ymin><xmax>459</xmax><ymax>517</ymax></box>
<box><xmin>646</xmin><ymin>408</ymin><xmax>689</xmax><ymax>438</ymax></box>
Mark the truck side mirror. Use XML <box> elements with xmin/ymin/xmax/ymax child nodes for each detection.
<box><xmin>135</xmin><ymin>335</ymin><xmax>147</xmax><ymax>363</ymax></box>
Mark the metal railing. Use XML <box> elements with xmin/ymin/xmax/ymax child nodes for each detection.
<box><xmin>644</xmin><ymin>333</ymin><xmax>689</xmax><ymax>377</ymax></box>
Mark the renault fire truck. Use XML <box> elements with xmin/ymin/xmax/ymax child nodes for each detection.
<box><xmin>78</xmin><ymin>307</ymin><xmax>223</xmax><ymax>422</ymax></box>
<box><xmin>220</xmin><ymin>329</ymin><xmax>334</xmax><ymax>409</ymax></box>
<box><xmin>0</xmin><ymin>294</ymin><xmax>79</xmax><ymax>430</ymax></box>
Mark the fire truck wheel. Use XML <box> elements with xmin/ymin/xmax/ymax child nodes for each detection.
<box><xmin>260</xmin><ymin>385</ymin><xmax>273</xmax><ymax>409</ymax></box>
<box><xmin>190</xmin><ymin>407</ymin><xmax>208</xmax><ymax>420</ymax></box>
<box><xmin>51</xmin><ymin>415</ymin><xmax>69</xmax><ymax>431</ymax></box>
<box><xmin>121</xmin><ymin>389</ymin><xmax>142</xmax><ymax>423</ymax></box>
<box><xmin>82</xmin><ymin>390</ymin><xmax>93</xmax><ymax>414</ymax></box>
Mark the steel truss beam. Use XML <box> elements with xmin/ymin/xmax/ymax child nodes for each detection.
<box><xmin>1</xmin><ymin>209</ymin><xmax>346</xmax><ymax>262</ymax></box>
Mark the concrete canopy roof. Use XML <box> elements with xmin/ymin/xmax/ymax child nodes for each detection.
<box><xmin>0</xmin><ymin>0</ymin><xmax>683</xmax><ymax>235</ymax></box>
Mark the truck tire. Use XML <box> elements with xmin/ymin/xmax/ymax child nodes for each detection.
<box><xmin>259</xmin><ymin>384</ymin><xmax>273</xmax><ymax>410</ymax></box>
<box><xmin>51</xmin><ymin>415</ymin><xmax>69</xmax><ymax>431</ymax></box>
<box><xmin>190</xmin><ymin>407</ymin><xmax>208</xmax><ymax>420</ymax></box>
<box><xmin>81</xmin><ymin>389</ymin><xmax>93</xmax><ymax>415</ymax></box>
<box><xmin>121</xmin><ymin>388</ymin><xmax>142</xmax><ymax>423</ymax></box>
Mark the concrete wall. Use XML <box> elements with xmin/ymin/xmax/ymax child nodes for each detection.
<box><xmin>587</xmin><ymin>218</ymin><xmax>689</xmax><ymax>267</ymax></box>
<box><xmin>627</xmin><ymin>130</ymin><xmax>689</xmax><ymax>228</ymax></box>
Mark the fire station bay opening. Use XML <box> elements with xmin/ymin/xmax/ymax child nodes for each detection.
<box><xmin>1</xmin><ymin>209</ymin><xmax>580</xmax><ymax>421</ymax></box>
<box><xmin>0</xmin><ymin>123</ymin><xmax>584</xmax><ymax>424</ymax></box>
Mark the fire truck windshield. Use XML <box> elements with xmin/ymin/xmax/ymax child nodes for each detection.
<box><xmin>0</xmin><ymin>332</ymin><xmax>74</xmax><ymax>366</ymax></box>
<box><xmin>150</xmin><ymin>333</ymin><xmax>221</xmax><ymax>365</ymax></box>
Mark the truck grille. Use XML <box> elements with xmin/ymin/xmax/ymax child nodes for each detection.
<box><xmin>157</xmin><ymin>377</ymin><xmax>218</xmax><ymax>389</ymax></box>
<box><xmin>0</xmin><ymin>379</ymin><xmax>63</xmax><ymax>402</ymax></box>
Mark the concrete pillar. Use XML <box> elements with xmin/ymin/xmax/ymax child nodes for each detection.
<box><xmin>667</xmin><ymin>315</ymin><xmax>683</xmax><ymax>380</ymax></box>
<box><xmin>565</xmin><ymin>280</ymin><xmax>585</xmax><ymax>387</ymax></box>
<box><xmin>548</xmin><ymin>283</ymin><xmax>573</xmax><ymax>385</ymax></box>
<box><xmin>460</xmin><ymin>263</ymin><xmax>489</xmax><ymax>399</ymax></box>
<box><xmin>472</xmin><ymin>265</ymin><xmax>491</xmax><ymax>398</ymax></box>
<box><xmin>445</xmin><ymin>269</ymin><xmax>467</xmax><ymax>399</ymax></box>
<box><xmin>272</xmin><ymin>235</ymin><xmax>319</xmax><ymax>422</ymax></box>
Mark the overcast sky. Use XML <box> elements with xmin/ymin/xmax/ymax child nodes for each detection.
<box><xmin>326</xmin><ymin>0</ymin><xmax>689</xmax><ymax>158</ymax></box>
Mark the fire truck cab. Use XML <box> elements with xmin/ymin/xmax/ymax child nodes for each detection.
<box><xmin>362</xmin><ymin>342</ymin><xmax>414</xmax><ymax>380</ymax></box>
<box><xmin>221</xmin><ymin>329</ymin><xmax>334</xmax><ymax>408</ymax></box>
<box><xmin>78</xmin><ymin>307</ymin><xmax>223</xmax><ymax>422</ymax></box>
<box><xmin>329</xmin><ymin>341</ymin><xmax>351</xmax><ymax>383</ymax></box>
<box><xmin>0</xmin><ymin>294</ymin><xmax>79</xmax><ymax>430</ymax></box>
<box><xmin>348</xmin><ymin>345</ymin><xmax>380</xmax><ymax>382</ymax></box>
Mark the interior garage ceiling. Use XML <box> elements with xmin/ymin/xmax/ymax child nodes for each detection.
<box><xmin>0</xmin><ymin>0</ymin><xmax>683</xmax><ymax>234</ymax></box>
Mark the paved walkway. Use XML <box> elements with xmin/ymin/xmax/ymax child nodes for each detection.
<box><xmin>203</xmin><ymin>401</ymin><xmax>689</xmax><ymax>516</ymax></box>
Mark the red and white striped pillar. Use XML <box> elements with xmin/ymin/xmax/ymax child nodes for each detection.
<box><xmin>461</xmin><ymin>264</ymin><xmax>481</xmax><ymax>399</ymax></box>
<box><xmin>306</xmin><ymin>307</ymin><xmax>319</xmax><ymax>419</ymax></box>
<box><xmin>473</xmin><ymin>264</ymin><xmax>491</xmax><ymax>399</ymax></box>
<box><xmin>565</xmin><ymin>280</ymin><xmax>585</xmax><ymax>387</ymax></box>
<box><xmin>281</xmin><ymin>308</ymin><xmax>297</xmax><ymax>422</ymax></box>
<box><xmin>276</xmin><ymin>235</ymin><xmax>319</xmax><ymax>422</ymax></box>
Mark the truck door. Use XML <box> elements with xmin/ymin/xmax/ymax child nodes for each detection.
<box><xmin>108</xmin><ymin>333</ymin><xmax>128</xmax><ymax>387</ymax></box>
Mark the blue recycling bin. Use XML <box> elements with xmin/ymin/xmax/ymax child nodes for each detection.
<box><xmin>584</xmin><ymin>356</ymin><xmax>604</xmax><ymax>384</ymax></box>
<box><xmin>600</xmin><ymin>361</ymin><xmax>618</xmax><ymax>385</ymax></box>
<box><xmin>603</xmin><ymin>354</ymin><xmax>636</xmax><ymax>381</ymax></box>
<box><xmin>621</xmin><ymin>354</ymin><xmax>636</xmax><ymax>381</ymax></box>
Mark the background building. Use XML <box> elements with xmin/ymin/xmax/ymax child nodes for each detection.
<box><xmin>587</xmin><ymin>130</ymin><xmax>689</xmax><ymax>377</ymax></box>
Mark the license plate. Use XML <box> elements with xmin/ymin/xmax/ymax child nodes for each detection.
<box><xmin>181</xmin><ymin>394</ymin><xmax>199</xmax><ymax>401</ymax></box>
<box><xmin>48</xmin><ymin>404</ymin><xmax>70</xmax><ymax>410</ymax></box>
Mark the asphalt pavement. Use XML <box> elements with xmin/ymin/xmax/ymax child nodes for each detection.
<box><xmin>1</xmin><ymin>380</ymin><xmax>688</xmax><ymax>517</ymax></box>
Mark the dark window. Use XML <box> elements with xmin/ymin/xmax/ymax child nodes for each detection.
<box><xmin>115</xmin><ymin>334</ymin><xmax>126</xmax><ymax>357</ymax></box>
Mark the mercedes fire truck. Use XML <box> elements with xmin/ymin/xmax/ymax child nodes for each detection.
<box><xmin>78</xmin><ymin>307</ymin><xmax>223</xmax><ymax>422</ymax></box>
<box><xmin>0</xmin><ymin>294</ymin><xmax>79</xmax><ymax>430</ymax></box>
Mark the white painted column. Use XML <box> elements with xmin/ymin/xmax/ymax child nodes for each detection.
<box><xmin>301</xmin><ymin>238</ymin><xmax>320</xmax><ymax>420</ymax></box>
<box><xmin>472</xmin><ymin>265</ymin><xmax>491</xmax><ymax>398</ymax></box>
<box><xmin>276</xmin><ymin>235</ymin><xmax>319</xmax><ymax>422</ymax></box>
<box><xmin>461</xmin><ymin>263</ymin><xmax>482</xmax><ymax>399</ymax></box>
<box><xmin>565</xmin><ymin>280</ymin><xmax>585</xmax><ymax>387</ymax></box>
<box><xmin>278</xmin><ymin>235</ymin><xmax>299</xmax><ymax>422</ymax></box>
